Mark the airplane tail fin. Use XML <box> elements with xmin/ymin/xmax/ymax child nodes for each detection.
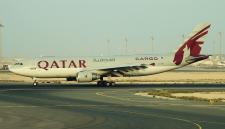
<box><xmin>173</xmin><ymin>23</ymin><xmax>211</xmax><ymax>65</ymax></box>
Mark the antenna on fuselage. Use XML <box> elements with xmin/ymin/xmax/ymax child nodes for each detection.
<box><xmin>0</xmin><ymin>23</ymin><xmax>4</xmax><ymax>60</ymax></box>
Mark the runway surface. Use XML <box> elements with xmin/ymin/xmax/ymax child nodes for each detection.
<box><xmin>0</xmin><ymin>83</ymin><xmax>225</xmax><ymax>129</ymax></box>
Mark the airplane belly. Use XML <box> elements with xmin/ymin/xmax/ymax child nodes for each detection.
<box><xmin>10</xmin><ymin>68</ymin><xmax>79</xmax><ymax>78</ymax></box>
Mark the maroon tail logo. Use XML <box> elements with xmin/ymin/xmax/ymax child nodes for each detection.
<box><xmin>173</xmin><ymin>24</ymin><xmax>210</xmax><ymax>65</ymax></box>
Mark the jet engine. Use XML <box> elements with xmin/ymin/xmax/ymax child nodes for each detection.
<box><xmin>77</xmin><ymin>71</ymin><xmax>100</xmax><ymax>82</ymax></box>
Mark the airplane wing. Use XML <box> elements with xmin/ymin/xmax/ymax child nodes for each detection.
<box><xmin>83</xmin><ymin>63</ymin><xmax>150</xmax><ymax>77</ymax></box>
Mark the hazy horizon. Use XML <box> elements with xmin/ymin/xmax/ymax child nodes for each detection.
<box><xmin>0</xmin><ymin>0</ymin><xmax>224</xmax><ymax>58</ymax></box>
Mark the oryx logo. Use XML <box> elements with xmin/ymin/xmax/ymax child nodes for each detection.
<box><xmin>173</xmin><ymin>24</ymin><xmax>210</xmax><ymax>65</ymax></box>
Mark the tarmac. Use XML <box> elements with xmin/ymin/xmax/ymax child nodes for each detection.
<box><xmin>0</xmin><ymin>83</ymin><xmax>225</xmax><ymax>129</ymax></box>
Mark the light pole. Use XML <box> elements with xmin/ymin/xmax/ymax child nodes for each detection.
<box><xmin>150</xmin><ymin>36</ymin><xmax>154</xmax><ymax>54</ymax></box>
<box><xmin>213</xmin><ymin>40</ymin><xmax>216</xmax><ymax>55</ymax></box>
<box><xmin>125</xmin><ymin>37</ymin><xmax>128</xmax><ymax>55</ymax></box>
<box><xmin>219</xmin><ymin>32</ymin><xmax>223</xmax><ymax>61</ymax></box>
<box><xmin>107</xmin><ymin>39</ymin><xmax>110</xmax><ymax>56</ymax></box>
<box><xmin>0</xmin><ymin>23</ymin><xmax>3</xmax><ymax>60</ymax></box>
<box><xmin>182</xmin><ymin>34</ymin><xmax>186</xmax><ymax>41</ymax></box>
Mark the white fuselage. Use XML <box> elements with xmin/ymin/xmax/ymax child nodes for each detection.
<box><xmin>9</xmin><ymin>54</ymin><xmax>187</xmax><ymax>78</ymax></box>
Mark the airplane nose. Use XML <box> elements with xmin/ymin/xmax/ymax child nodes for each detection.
<box><xmin>8</xmin><ymin>66</ymin><xmax>16</xmax><ymax>73</ymax></box>
<box><xmin>8</xmin><ymin>66</ymin><xmax>21</xmax><ymax>74</ymax></box>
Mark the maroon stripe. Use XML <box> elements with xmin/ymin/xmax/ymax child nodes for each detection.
<box><xmin>190</xmin><ymin>24</ymin><xmax>210</xmax><ymax>40</ymax></box>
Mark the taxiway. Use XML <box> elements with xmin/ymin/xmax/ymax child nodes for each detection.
<box><xmin>0</xmin><ymin>84</ymin><xmax>225</xmax><ymax>129</ymax></box>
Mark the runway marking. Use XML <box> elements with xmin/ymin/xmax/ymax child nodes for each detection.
<box><xmin>87</xmin><ymin>106</ymin><xmax>202</xmax><ymax>129</ymax></box>
<box><xmin>95</xmin><ymin>92</ymin><xmax>203</xmax><ymax>128</ymax></box>
<box><xmin>96</xmin><ymin>91</ymin><xmax>225</xmax><ymax>127</ymax></box>
<box><xmin>125</xmin><ymin>111</ymin><xmax>202</xmax><ymax>129</ymax></box>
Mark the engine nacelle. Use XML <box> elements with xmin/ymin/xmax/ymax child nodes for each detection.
<box><xmin>77</xmin><ymin>71</ymin><xmax>100</xmax><ymax>82</ymax></box>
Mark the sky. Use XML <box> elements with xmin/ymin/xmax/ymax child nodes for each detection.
<box><xmin>0</xmin><ymin>0</ymin><xmax>224</xmax><ymax>57</ymax></box>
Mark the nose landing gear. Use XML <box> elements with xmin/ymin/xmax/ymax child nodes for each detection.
<box><xmin>33</xmin><ymin>81</ymin><xmax>38</xmax><ymax>86</ymax></box>
<box><xmin>32</xmin><ymin>77</ymin><xmax>38</xmax><ymax>86</ymax></box>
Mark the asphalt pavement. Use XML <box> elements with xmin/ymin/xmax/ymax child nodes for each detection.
<box><xmin>0</xmin><ymin>83</ymin><xmax>225</xmax><ymax>129</ymax></box>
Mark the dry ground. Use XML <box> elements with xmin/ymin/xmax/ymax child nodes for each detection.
<box><xmin>113</xmin><ymin>71</ymin><xmax>225</xmax><ymax>83</ymax></box>
<box><xmin>172</xmin><ymin>92</ymin><xmax>225</xmax><ymax>100</ymax></box>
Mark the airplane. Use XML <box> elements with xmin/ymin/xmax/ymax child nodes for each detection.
<box><xmin>9</xmin><ymin>23</ymin><xmax>211</xmax><ymax>86</ymax></box>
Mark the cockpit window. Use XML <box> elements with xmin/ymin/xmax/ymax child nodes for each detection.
<box><xmin>14</xmin><ymin>63</ymin><xmax>23</xmax><ymax>65</ymax></box>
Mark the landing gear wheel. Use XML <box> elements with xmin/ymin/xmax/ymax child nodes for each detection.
<box><xmin>97</xmin><ymin>81</ymin><xmax>105</xmax><ymax>87</ymax></box>
<box><xmin>33</xmin><ymin>82</ymin><xmax>38</xmax><ymax>86</ymax></box>
<box><xmin>111</xmin><ymin>82</ymin><xmax>116</xmax><ymax>86</ymax></box>
<box><xmin>105</xmin><ymin>82</ymin><xmax>111</xmax><ymax>87</ymax></box>
<box><xmin>32</xmin><ymin>77</ymin><xmax>38</xmax><ymax>86</ymax></box>
<box><xmin>97</xmin><ymin>81</ymin><xmax>115</xmax><ymax>87</ymax></box>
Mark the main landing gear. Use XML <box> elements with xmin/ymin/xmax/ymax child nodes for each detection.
<box><xmin>97</xmin><ymin>77</ymin><xmax>115</xmax><ymax>87</ymax></box>
<box><xmin>97</xmin><ymin>80</ymin><xmax>115</xmax><ymax>87</ymax></box>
